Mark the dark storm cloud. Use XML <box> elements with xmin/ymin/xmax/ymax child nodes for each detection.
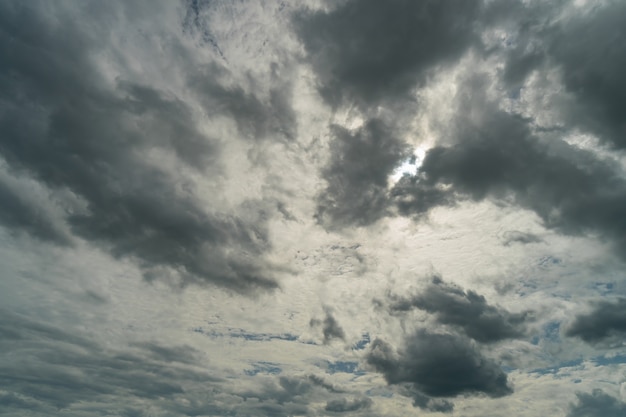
<box><xmin>366</xmin><ymin>330</ymin><xmax>512</xmax><ymax>401</ymax></box>
<box><xmin>565</xmin><ymin>298</ymin><xmax>626</xmax><ymax>346</ymax></box>
<box><xmin>293</xmin><ymin>0</ymin><xmax>482</xmax><ymax>107</ymax></box>
<box><xmin>568</xmin><ymin>389</ymin><xmax>626</xmax><ymax>417</ymax></box>
<box><xmin>0</xmin><ymin>1</ymin><xmax>280</xmax><ymax>293</ymax></box>
<box><xmin>310</xmin><ymin>309</ymin><xmax>346</xmax><ymax>344</ymax></box>
<box><xmin>316</xmin><ymin>119</ymin><xmax>411</xmax><ymax>228</ymax></box>
<box><xmin>548</xmin><ymin>1</ymin><xmax>626</xmax><ymax>149</ymax></box>
<box><xmin>325</xmin><ymin>396</ymin><xmax>373</xmax><ymax>413</ymax></box>
<box><xmin>494</xmin><ymin>1</ymin><xmax>626</xmax><ymax>149</ymax></box>
<box><xmin>391</xmin><ymin>81</ymin><xmax>626</xmax><ymax>260</ymax></box>
<box><xmin>389</xmin><ymin>276</ymin><xmax>529</xmax><ymax>343</ymax></box>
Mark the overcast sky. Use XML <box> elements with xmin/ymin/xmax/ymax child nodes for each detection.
<box><xmin>1</xmin><ymin>0</ymin><xmax>626</xmax><ymax>416</ymax></box>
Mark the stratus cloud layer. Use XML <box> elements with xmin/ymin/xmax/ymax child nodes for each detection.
<box><xmin>1</xmin><ymin>0</ymin><xmax>625</xmax><ymax>416</ymax></box>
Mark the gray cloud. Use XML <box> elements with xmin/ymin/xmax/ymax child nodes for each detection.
<box><xmin>548</xmin><ymin>1</ymin><xmax>626</xmax><ymax>149</ymax></box>
<box><xmin>565</xmin><ymin>298</ymin><xmax>626</xmax><ymax>346</ymax></box>
<box><xmin>502</xmin><ymin>230</ymin><xmax>543</xmax><ymax>246</ymax></box>
<box><xmin>0</xmin><ymin>1</ymin><xmax>280</xmax><ymax>293</ymax></box>
<box><xmin>494</xmin><ymin>1</ymin><xmax>626</xmax><ymax>149</ymax></box>
<box><xmin>410</xmin><ymin>391</ymin><xmax>454</xmax><ymax>413</ymax></box>
<box><xmin>293</xmin><ymin>0</ymin><xmax>482</xmax><ymax>107</ymax></box>
<box><xmin>568</xmin><ymin>389</ymin><xmax>626</xmax><ymax>417</ymax></box>
<box><xmin>325</xmin><ymin>397</ymin><xmax>373</xmax><ymax>413</ymax></box>
<box><xmin>391</xmin><ymin>81</ymin><xmax>626</xmax><ymax>260</ymax></box>
<box><xmin>310</xmin><ymin>310</ymin><xmax>346</xmax><ymax>344</ymax></box>
<box><xmin>0</xmin><ymin>310</ymin><xmax>218</xmax><ymax>413</ymax></box>
<box><xmin>366</xmin><ymin>330</ymin><xmax>512</xmax><ymax>401</ymax></box>
<box><xmin>316</xmin><ymin>119</ymin><xmax>411</xmax><ymax>228</ymax></box>
<box><xmin>390</xmin><ymin>276</ymin><xmax>529</xmax><ymax>343</ymax></box>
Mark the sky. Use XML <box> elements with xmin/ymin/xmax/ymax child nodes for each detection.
<box><xmin>1</xmin><ymin>0</ymin><xmax>626</xmax><ymax>416</ymax></box>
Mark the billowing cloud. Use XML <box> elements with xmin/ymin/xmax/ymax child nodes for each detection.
<box><xmin>0</xmin><ymin>1</ymin><xmax>280</xmax><ymax>293</ymax></box>
<box><xmin>2</xmin><ymin>0</ymin><xmax>626</xmax><ymax>416</ymax></box>
<box><xmin>568</xmin><ymin>389</ymin><xmax>626</xmax><ymax>417</ymax></box>
<box><xmin>565</xmin><ymin>298</ymin><xmax>626</xmax><ymax>346</ymax></box>
<box><xmin>389</xmin><ymin>276</ymin><xmax>530</xmax><ymax>343</ymax></box>
<box><xmin>316</xmin><ymin>119</ymin><xmax>410</xmax><ymax>228</ymax></box>
<box><xmin>366</xmin><ymin>330</ymin><xmax>512</xmax><ymax>406</ymax></box>
<box><xmin>293</xmin><ymin>0</ymin><xmax>481</xmax><ymax>107</ymax></box>
<box><xmin>391</xmin><ymin>82</ymin><xmax>626</xmax><ymax>260</ymax></box>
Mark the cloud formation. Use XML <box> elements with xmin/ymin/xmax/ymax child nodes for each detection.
<box><xmin>568</xmin><ymin>389</ymin><xmax>626</xmax><ymax>417</ymax></box>
<box><xmin>0</xmin><ymin>1</ymin><xmax>280</xmax><ymax>293</ymax></box>
<box><xmin>366</xmin><ymin>329</ymin><xmax>512</xmax><ymax>409</ymax></box>
<box><xmin>565</xmin><ymin>298</ymin><xmax>626</xmax><ymax>346</ymax></box>
<box><xmin>294</xmin><ymin>0</ymin><xmax>481</xmax><ymax>107</ymax></box>
<box><xmin>390</xmin><ymin>276</ymin><xmax>530</xmax><ymax>343</ymax></box>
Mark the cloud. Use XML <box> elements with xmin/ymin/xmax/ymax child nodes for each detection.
<box><xmin>325</xmin><ymin>396</ymin><xmax>373</xmax><ymax>413</ymax></box>
<box><xmin>366</xmin><ymin>330</ymin><xmax>512</xmax><ymax>402</ymax></box>
<box><xmin>0</xmin><ymin>1</ymin><xmax>281</xmax><ymax>293</ymax></box>
<box><xmin>389</xmin><ymin>276</ymin><xmax>530</xmax><ymax>343</ymax></box>
<box><xmin>548</xmin><ymin>1</ymin><xmax>626</xmax><ymax>149</ymax></box>
<box><xmin>310</xmin><ymin>309</ymin><xmax>346</xmax><ymax>344</ymax></box>
<box><xmin>568</xmin><ymin>389</ymin><xmax>626</xmax><ymax>417</ymax></box>
<box><xmin>316</xmin><ymin>119</ymin><xmax>411</xmax><ymax>228</ymax></box>
<box><xmin>565</xmin><ymin>298</ymin><xmax>626</xmax><ymax>346</ymax></box>
<box><xmin>293</xmin><ymin>0</ymin><xmax>482</xmax><ymax>107</ymax></box>
<box><xmin>0</xmin><ymin>310</ymin><xmax>219</xmax><ymax>413</ymax></box>
<box><xmin>391</xmin><ymin>79</ymin><xmax>626</xmax><ymax>260</ymax></box>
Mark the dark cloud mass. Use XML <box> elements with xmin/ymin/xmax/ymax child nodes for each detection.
<box><xmin>390</xmin><ymin>276</ymin><xmax>529</xmax><ymax>343</ymax></box>
<box><xmin>316</xmin><ymin>119</ymin><xmax>410</xmax><ymax>228</ymax></box>
<box><xmin>568</xmin><ymin>389</ymin><xmax>626</xmax><ymax>417</ymax></box>
<box><xmin>0</xmin><ymin>1</ymin><xmax>279</xmax><ymax>293</ymax></box>
<box><xmin>293</xmin><ymin>0</ymin><xmax>481</xmax><ymax>107</ymax></box>
<box><xmin>549</xmin><ymin>1</ymin><xmax>626</xmax><ymax>149</ymax></box>
<box><xmin>391</xmin><ymin>85</ymin><xmax>626</xmax><ymax>260</ymax></box>
<box><xmin>565</xmin><ymin>298</ymin><xmax>626</xmax><ymax>346</ymax></box>
<box><xmin>366</xmin><ymin>330</ymin><xmax>512</xmax><ymax>403</ymax></box>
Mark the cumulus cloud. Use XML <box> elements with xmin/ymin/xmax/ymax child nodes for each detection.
<box><xmin>565</xmin><ymin>298</ymin><xmax>626</xmax><ymax>346</ymax></box>
<box><xmin>568</xmin><ymin>389</ymin><xmax>626</xmax><ymax>417</ymax></box>
<box><xmin>293</xmin><ymin>0</ymin><xmax>481</xmax><ymax>107</ymax></box>
<box><xmin>389</xmin><ymin>276</ymin><xmax>530</xmax><ymax>343</ymax></box>
<box><xmin>366</xmin><ymin>329</ymin><xmax>512</xmax><ymax>409</ymax></box>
